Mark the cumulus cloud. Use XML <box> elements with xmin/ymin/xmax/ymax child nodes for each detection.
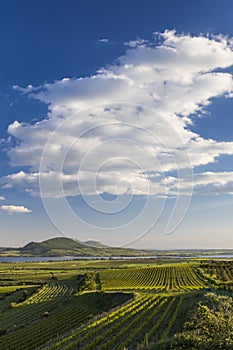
<box><xmin>4</xmin><ymin>30</ymin><xmax>233</xmax><ymax>198</ymax></box>
<box><xmin>1</xmin><ymin>205</ymin><xmax>32</xmax><ymax>214</ymax></box>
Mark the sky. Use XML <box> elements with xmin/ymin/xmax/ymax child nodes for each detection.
<box><xmin>1</xmin><ymin>0</ymin><xmax>233</xmax><ymax>249</ymax></box>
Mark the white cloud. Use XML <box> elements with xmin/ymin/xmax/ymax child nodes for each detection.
<box><xmin>4</xmin><ymin>30</ymin><xmax>233</xmax><ymax>198</ymax></box>
<box><xmin>125</xmin><ymin>37</ymin><xmax>148</xmax><ymax>47</ymax></box>
<box><xmin>13</xmin><ymin>84</ymin><xmax>35</xmax><ymax>93</ymax></box>
<box><xmin>1</xmin><ymin>205</ymin><xmax>32</xmax><ymax>214</ymax></box>
<box><xmin>5</xmin><ymin>169</ymin><xmax>233</xmax><ymax>198</ymax></box>
<box><xmin>98</xmin><ymin>38</ymin><xmax>109</xmax><ymax>43</ymax></box>
<box><xmin>166</xmin><ymin>171</ymin><xmax>233</xmax><ymax>196</ymax></box>
<box><xmin>0</xmin><ymin>196</ymin><xmax>5</xmax><ymax>200</ymax></box>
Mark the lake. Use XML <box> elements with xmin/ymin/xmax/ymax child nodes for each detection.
<box><xmin>1</xmin><ymin>254</ymin><xmax>233</xmax><ymax>263</ymax></box>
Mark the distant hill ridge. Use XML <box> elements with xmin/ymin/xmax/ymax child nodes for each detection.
<box><xmin>83</xmin><ymin>240</ymin><xmax>108</xmax><ymax>248</ymax></box>
<box><xmin>1</xmin><ymin>237</ymin><xmax>233</xmax><ymax>258</ymax></box>
<box><xmin>17</xmin><ymin>236</ymin><xmax>143</xmax><ymax>257</ymax></box>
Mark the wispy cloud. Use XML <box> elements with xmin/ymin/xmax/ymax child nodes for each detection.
<box><xmin>98</xmin><ymin>38</ymin><xmax>110</xmax><ymax>43</ymax></box>
<box><xmin>125</xmin><ymin>37</ymin><xmax>148</xmax><ymax>47</ymax></box>
<box><xmin>0</xmin><ymin>196</ymin><xmax>5</xmax><ymax>200</ymax></box>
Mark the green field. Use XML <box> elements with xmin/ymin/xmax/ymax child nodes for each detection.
<box><xmin>0</xmin><ymin>258</ymin><xmax>232</xmax><ymax>349</ymax></box>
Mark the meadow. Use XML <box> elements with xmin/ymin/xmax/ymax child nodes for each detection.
<box><xmin>0</xmin><ymin>258</ymin><xmax>232</xmax><ymax>349</ymax></box>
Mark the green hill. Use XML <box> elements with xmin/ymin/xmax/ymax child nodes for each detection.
<box><xmin>22</xmin><ymin>237</ymin><xmax>85</xmax><ymax>253</ymax></box>
<box><xmin>12</xmin><ymin>237</ymin><xmax>146</xmax><ymax>257</ymax></box>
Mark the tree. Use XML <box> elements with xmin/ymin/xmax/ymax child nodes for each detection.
<box><xmin>172</xmin><ymin>293</ymin><xmax>233</xmax><ymax>349</ymax></box>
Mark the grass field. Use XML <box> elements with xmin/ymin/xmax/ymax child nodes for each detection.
<box><xmin>0</xmin><ymin>258</ymin><xmax>231</xmax><ymax>349</ymax></box>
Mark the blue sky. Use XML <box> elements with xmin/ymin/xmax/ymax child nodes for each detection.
<box><xmin>1</xmin><ymin>0</ymin><xmax>233</xmax><ymax>249</ymax></box>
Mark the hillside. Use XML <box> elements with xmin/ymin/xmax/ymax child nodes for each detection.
<box><xmin>83</xmin><ymin>240</ymin><xmax>108</xmax><ymax>248</ymax></box>
<box><xmin>2</xmin><ymin>237</ymin><xmax>233</xmax><ymax>258</ymax></box>
<box><xmin>2</xmin><ymin>237</ymin><xmax>146</xmax><ymax>257</ymax></box>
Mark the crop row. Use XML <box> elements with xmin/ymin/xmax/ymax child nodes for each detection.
<box><xmin>0</xmin><ymin>291</ymin><xmax>132</xmax><ymax>350</ymax></box>
<box><xmin>46</xmin><ymin>293</ymin><xmax>191</xmax><ymax>350</ymax></box>
<box><xmin>99</xmin><ymin>264</ymin><xmax>205</xmax><ymax>291</ymax></box>
<box><xmin>0</xmin><ymin>280</ymin><xmax>75</xmax><ymax>332</ymax></box>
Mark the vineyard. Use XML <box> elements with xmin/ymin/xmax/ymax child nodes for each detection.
<box><xmin>99</xmin><ymin>263</ymin><xmax>205</xmax><ymax>291</ymax></box>
<box><xmin>0</xmin><ymin>279</ymin><xmax>131</xmax><ymax>350</ymax></box>
<box><xmin>0</xmin><ymin>259</ymin><xmax>230</xmax><ymax>349</ymax></box>
<box><xmin>47</xmin><ymin>291</ymin><xmax>201</xmax><ymax>350</ymax></box>
<box><xmin>198</xmin><ymin>260</ymin><xmax>233</xmax><ymax>292</ymax></box>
